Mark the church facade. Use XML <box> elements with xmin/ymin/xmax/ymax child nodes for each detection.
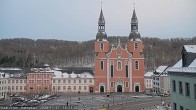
<box><xmin>94</xmin><ymin>9</ymin><xmax>144</xmax><ymax>93</ymax></box>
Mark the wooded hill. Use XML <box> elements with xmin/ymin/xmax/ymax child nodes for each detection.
<box><xmin>0</xmin><ymin>36</ymin><xmax>195</xmax><ymax>71</ymax></box>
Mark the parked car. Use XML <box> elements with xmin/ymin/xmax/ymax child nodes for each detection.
<box><xmin>12</xmin><ymin>97</ymin><xmax>25</xmax><ymax>103</ymax></box>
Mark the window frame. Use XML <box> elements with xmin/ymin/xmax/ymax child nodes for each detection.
<box><xmin>135</xmin><ymin>61</ymin><xmax>139</xmax><ymax>70</ymax></box>
<box><xmin>179</xmin><ymin>81</ymin><xmax>183</xmax><ymax>95</ymax></box>
<box><xmin>100</xmin><ymin>43</ymin><xmax>104</xmax><ymax>50</ymax></box>
<box><xmin>117</xmin><ymin>61</ymin><xmax>122</xmax><ymax>71</ymax></box>
<box><xmin>180</xmin><ymin>106</ymin><xmax>184</xmax><ymax>110</ymax></box>
<box><xmin>185</xmin><ymin>82</ymin><xmax>190</xmax><ymax>97</ymax></box>
<box><xmin>172</xmin><ymin>80</ymin><xmax>176</xmax><ymax>92</ymax></box>
<box><xmin>194</xmin><ymin>84</ymin><xmax>196</xmax><ymax>99</ymax></box>
<box><xmin>125</xmin><ymin>65</ymin><xmax>128</xmax><ymax>77</ymax></box>
<box><xmin>173</xmin><ymin>102</ymin><xmax>177</xmax><ymax>110</ymax></box>
<box><xmin>134</xmin><ymin>42</ymin><xmax>138</xmax><ymax>51</ymax></box>
<box><xmin>111</xmin><ymin>82</ymin><xmax>114</xmax><ymax>88</ymax></box>
<box><xmin>125</xmin><ymin>81</ymin><xmax>129</xmax><ymax>87</ymax></box>
<box><xmin>100</xmin><ymin>61</ymin><xmax>104</xmax><ymax>70</ymax></box>
<box><xmin>111</xmin><ymin>64</ymin><xmax>114</xmax><ymax>77</ymax></box>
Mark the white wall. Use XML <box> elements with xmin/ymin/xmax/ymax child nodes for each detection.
<box><xmin>0</xmin><ymin>78</ymin><xmax>8</xmax><ymax>99</ymax></box>
<box><xmin>52</xmin><ymin>78</ymin><xmax>94</xmax><ymax>93</ymax></box>
<box><xmin>7</xmin><ymin>78</ymin><xmax>26</xmax><ymax>94</ymax></box>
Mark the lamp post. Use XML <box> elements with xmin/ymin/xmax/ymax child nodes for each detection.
<box><xmin>113</xmin><ymin>88</ymin><xmax>114</xmax><ymax>106</ymax></box>
<box><xmin>68</xmin><ymin>87</ymin><xmax>71</xmax><ymax>109</ymax></box>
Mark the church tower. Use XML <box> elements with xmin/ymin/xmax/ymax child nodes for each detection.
<box><xmin>127</xmin><ymin>9</ymin><xmax>145</xmax><ymax>92</ymax></box>
<box><xmin>94</xmin><ymin>8</ymin><xmax>109</xmax><ymax>93</ymax></box>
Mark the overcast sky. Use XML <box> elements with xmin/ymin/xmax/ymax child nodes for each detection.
<box><xmin>0</xmin><ymin>0</ymin><xmax>196</xmax><ymax>41</ymax></box>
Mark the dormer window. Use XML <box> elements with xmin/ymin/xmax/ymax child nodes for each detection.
<box><xmin>134</xmin><ymin>42</ymin><xmax>138</xmax><ymax>50</ymax></box>
<box><xmin>100</xmin><ymin>43</ymin><xmax>104</xmax><ymax>50</ymax></box>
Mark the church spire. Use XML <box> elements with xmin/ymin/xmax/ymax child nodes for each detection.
<box><xmin>131</xmin><ymin>9</ymin><xmax>138</xmax><ymax>32</ymax></box>
<box><xmin>98</xmin><ymin>9</ymin><xmax>105</xmax><ymax>31</ymax></box>
<box><xmin>129</xmin><ymin>9</ymin><xmax>141</xmax><ymax>41</ymax></box>
<box><xmin>96</xmin><ymin>7</ymin><xmax>107</xmax><ymax>41</ymax></box>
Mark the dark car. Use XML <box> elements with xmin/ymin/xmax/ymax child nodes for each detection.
<box><xmin>12</xmin><ymin>97</ymin><xmax>25</xmax><ymax>103</ymax></box>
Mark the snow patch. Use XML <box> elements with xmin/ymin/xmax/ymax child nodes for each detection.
<box><xmin>184</xmin><ymin>45</ymin><xmax>196</xmax><ymax>53</ymax></box>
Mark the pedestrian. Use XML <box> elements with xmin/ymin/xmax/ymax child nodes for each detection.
<box><xmin>66</xmin><ymin>101</ymin><xmax>68</xmax><ymax>108</ymax></box>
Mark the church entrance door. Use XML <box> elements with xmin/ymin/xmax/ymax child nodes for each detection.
<box><xmin>135</xmin><ymin>86</ymin><xmax>139</xmax><ymax>92</ymax></box>
<box><xmin>117</xmin><ymin>85</ymin><xmax>122</xmax><ymax>92</ymax></box>
<box><xmin>100</xmin><ymin>86</ymin><xmax>104</xmax><ymax>93</ymax></box>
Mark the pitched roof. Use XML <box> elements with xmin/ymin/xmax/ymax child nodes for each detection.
<box><xmin>53</xmin><ymin>70</ymin><xmax>94</xmax><ymax>79</ymax></box>
<box><xmin>173</xmin><ymin>59</ymin><xmax>182</xmax><ymax>67</ymax></box>
<box><xmin>144</xmin><ymin>72</ymin><xmax>153</xmax><ymax>77</ymax></box>
<box><xmin>168</xmin><ymin>67</ymin><xmax>196</xmax><ymax>73</ymax></box>
<box><xmin>0</xmin><ymin>72</ymin><xmax>10</xmax><ymax>78</ymax></box>
<box><xmin>184</xmin><ymin>45</ymin><xmax>196</xmax><ymax>53</ymax></box>
<box><xmin>189</xmin><ymin>58</ymin><xmax>196</xmax><ymax>67</ymax></box>
<box><xmin>155</xmin><ymin>66</ymin><xmax>168</xmax><ymax>73</ymax></box>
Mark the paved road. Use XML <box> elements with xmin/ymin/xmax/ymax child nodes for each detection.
<box><xmin>41</xmin><ymin>93</ymin><xmax>170</xmax><ymax>110</ymax></box>
<box><xmin>109</xmin><ymin>97</ymin><xmax>170</xmax><ymax>110</ymax></box>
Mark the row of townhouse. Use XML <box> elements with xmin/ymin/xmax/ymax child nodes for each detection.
<box><xmin>0</xmin><ymin>68</ymin><xmax>26</xmax><ymax>99</ymax></box>
<box><xmin>144</xmin><ymin>66</ymin><xmax>170</xmax><ymax>95</ymax></box>
<box><xmin>152</xmin><ymin>66</ymin><xmax>170</xmax><ymax>94</ymax></box>
<box><xmin>0</xmin><ymin>64</ymin><xmax>94</xmax><ymax>99</ymax></box>
<box><xmin>0</xmin><ymin>73</ymin><xmax>9</xmax><ymax>99</ymax></box>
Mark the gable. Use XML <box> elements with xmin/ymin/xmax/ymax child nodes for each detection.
<box><xmin>107</xmin><ymin>44</ymin><xmax>130</xmax><ymax>58</ymax></box>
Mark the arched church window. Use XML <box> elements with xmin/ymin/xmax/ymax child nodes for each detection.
<box><xmin>125</xmin><ymin>65</ymin><xmax>128</xmax><ymax>77</ymax></box>
<box><xmin>134</xmin><ymin>42</ymin><xmax>138</xmax><ymax>50</ymax></box>
<box><xmin>100</xmin><ymin>43</ymin><xmax>104</xmax><ymax>50</ymax></box>
<box><xmin>117</xmin><ymin>61</ymin><xmax>122</xmax><ymax>71</ymax></box>
<box><xmin>100</xmin><ymin>61</ymin><xmax>104</xmax><ymax>70</ymax></box>
<box><xmin>111</xmin><ymin>65</ymin><xmax>113</xmax><ymax>77</ymax></box>
<box><xmin>135</xmin><ymin>61</ymin><xmax>139</xmax><ymax>70</ymax></box>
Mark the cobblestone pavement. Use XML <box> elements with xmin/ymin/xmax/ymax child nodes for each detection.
<box><xmin>41</xmin><ymin>93</ymin><xmax>169</xmax><ymax>110</ymax></box>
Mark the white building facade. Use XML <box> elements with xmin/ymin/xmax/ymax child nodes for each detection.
<box><xmin>52</xmin><ymin>71</ymin><xmax>94</xmax><ymax>93</ymax></box>
<box><xmin>153</xmin><ymin>66</ymin><xmax>170</xmax><ymax>94</ymax></box>
<box><xmin>144</xmin><ymin>72</ymin><xmax>153</xmax><ymax>94</ymax></box>
<box><xmin>7</xmin><ymin>77</ymin><xmax>27</xmax><ymax>94</ymax></box>
<box><xmin>0</xmin><ymin>73</ymin><xmax>9</xmax><ymax>99</ymax></box>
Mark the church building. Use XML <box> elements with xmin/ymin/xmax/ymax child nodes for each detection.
<box><xmin>94</xmin><ymin>8</ymin><xmax>144</xmax><ymax>93</ymax></box>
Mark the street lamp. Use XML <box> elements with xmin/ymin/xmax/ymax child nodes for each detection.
<box><xmin>68</xmin><ymin>87</ymin><xmax>71</xmax><ymax>109</ymax></box>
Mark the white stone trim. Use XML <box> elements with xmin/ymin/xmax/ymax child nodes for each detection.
<box><xmin>116</xmin><ymin>60</ymin><xmax>122</xmax><ymax>71</ymax></box>
<box><xmin>115</xmin><ymin>80</ymin><xmax>124</xmax><ymax>92</ymax></box>
<box><xmin>134</xmin><ymin>82</ymin><xmax>140</xmax><ymax>92</ymax></box>
<box><xmin>129</xmin><ymin>57</ymin><xmax>132</xmax><ymax>92</ymax></box>
<box><xmin>132</xmin><ymin>58</ymin><xmax>144</xmax><ymax>60</ymax></box>
<box><xmin>107</xmin><ymin>57</ymin><xmax>110</xmax><ymax>92</ymax></box>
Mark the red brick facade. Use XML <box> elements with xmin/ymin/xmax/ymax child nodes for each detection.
<box><xmin>26</xmin><ymin>72</ymin><xmax>53</xmax><ymax>94</ymax></box>
<box><xmin>94</xmin><ymin>9</ymin><xmax>144</xmax><ymax>93</ymax></box>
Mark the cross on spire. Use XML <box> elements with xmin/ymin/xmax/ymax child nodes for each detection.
<box><xmin>133</xmin><ymin>0</ymin><xmax>135</xmax><ymax>9</ymax></box>
<box><xmin>101</xmin><ymin>0</ymin><xmax>103</xmax><ymax>9</ymax></box>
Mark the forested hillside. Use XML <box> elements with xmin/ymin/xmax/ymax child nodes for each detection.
<box><xmin>0</xmin><ymin>37</ymin><xmax>195</xmax><ymax>71</ymax></box>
